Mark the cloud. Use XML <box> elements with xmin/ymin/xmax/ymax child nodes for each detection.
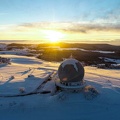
<box><xmin>3</xmin><ymin>20</ymin><xmax>120</xmax><ymax>35</ymax></box>
<box><xmin>61</xmin><ymin>28</ymin><xmax>87</xmax><ymax>33</ymax></box>
<box><xmin>0</xmin><ymin>24</ymin><xmax>15</xmax><ymax>31</ymax></box>
<box><xmin>1</xmin><ymin>22</ymin><xmax>120</xmax><ymax>42</ymax></box>
<box><xmin>58</xmin><ymin>22</ymin><xmax>120</xmax><ymax>34</ymax></box>
<box><xmin>14</xmin><ymin>7</ymin><xmax>120</xmax><ymax>34</ymax></box>
<box><xmin>15</xmin><ymin>22</ymin><xmax>86</xmax><ymax>34</ymax></box>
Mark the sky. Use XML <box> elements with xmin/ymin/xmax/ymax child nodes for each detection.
<box><xmin>0</xmin><ymin>0</ymin><xmax>120</xmax><ymax>44</ymax></box>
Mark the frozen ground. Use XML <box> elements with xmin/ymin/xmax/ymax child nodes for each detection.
<box><xmin>0</xmin><ymin>54</ymin><xmax>120</xmax><ymax>120</ymax></box>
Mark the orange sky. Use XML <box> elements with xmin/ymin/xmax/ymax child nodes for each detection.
<box><xmin>0</xmin><ymin>0</ymin><xmax>120</xmax><ymax>44</ymax></box>
<box><xmin>0</xmin><ymin>22</ymin><xmax>120</xmax><ymax>43</ymax></box>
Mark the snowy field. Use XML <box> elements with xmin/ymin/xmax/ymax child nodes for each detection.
<box><xmin>0</xmin><ymin>54</ymin><xmax>120</xmax><ymax>120</ymax></box>
<box><xmin>58</xmin><ymin>47</ymin><xmax>115</xmax><ymax>54</ymax></box>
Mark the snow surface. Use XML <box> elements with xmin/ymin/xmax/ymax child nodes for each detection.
<box><xmin>0</xmin><ymin>54</ymin><xmax>120</xmax><ymax>120</ymax></box>
<box><xmin>0</xmin><ymin>44</ymin><xmax>7</xmax><ymax>50</ymax></box>
<box><xmin>41</xmin><ymin>81</ymin><xmax>56</xmax><ymax>95</ymax></box>
<box><xmin>0</xmin><ymin>50</ymin><xmax>28</xmax><ymax>55</ymax></box>
<box><xmin>58</xmin><ymin>48</ymin><xmax>115</xmax><ymax>53</ymax></box>
<box><xmin>61</xmin><ymin>58</ymin><xmax>79</xmax><ymax>71</ymax></box>
<box><xmin>104</xmin><ymin>57</ymin><xmax>120</xmax><ymax>64</ymax></box>
<box><xmin>0</xmin><ymin>55</ymin><xmax>58</xmax><ymax>96</ymax></box>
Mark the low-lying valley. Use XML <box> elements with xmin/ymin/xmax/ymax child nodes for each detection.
<box><xmin>0</xmin><ymin>43</ymin><xmax>120</xmax><ymax>69</ymax></box>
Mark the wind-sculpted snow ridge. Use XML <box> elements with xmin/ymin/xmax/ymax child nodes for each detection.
<box><xmin>0</xmin><ymin>55</ymin><xmax>120</xmax><ymax>120</ymax></box>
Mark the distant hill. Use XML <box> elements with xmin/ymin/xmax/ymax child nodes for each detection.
<box><xmin>37</xmin><ymin>43</ymin><xmax>120</xmax><ymax>51</ymax></box>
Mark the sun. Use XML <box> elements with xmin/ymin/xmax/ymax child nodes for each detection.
<box><xmin>43</xmin><ymin>30</ymin><xmax>64</xmax><ymax>43</ymax></box>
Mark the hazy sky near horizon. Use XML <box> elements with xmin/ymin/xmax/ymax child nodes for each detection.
<box><xmin>0</xmin><ymin>0</ymin><xmax>120</xmax><ymax>43</ymax></box>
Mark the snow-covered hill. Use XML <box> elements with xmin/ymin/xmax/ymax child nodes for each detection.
<box><xmin>0</xmin><ymin>54</ymin><xmax>120</xmax><ymax>120</ymax></box>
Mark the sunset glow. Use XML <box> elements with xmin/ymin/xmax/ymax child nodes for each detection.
<box><xmin>42</xmin><ymin>30</ymin><xmax>65</xmax><ymax>43</ymax></box>
<box><xmin>0</xmin><ymin>0</ymin><xmax>120</xmax><ymax>44</ymax></box>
